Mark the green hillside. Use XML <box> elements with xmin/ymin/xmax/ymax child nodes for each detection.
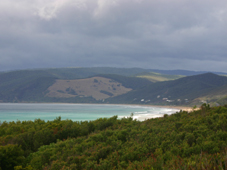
<box><xmin>1</xmin><ymin>68</ymin><xmax>227</xmax><ymax>104</ymax></box>
<box><xmin>193</xmin><ymin>84</ymin><xmax>227</xmax><ymax>106</ymax></box>
<box><xmin>43</xmin><ymin>67</ymin><xmax>149</xmax><ymax>79</ymax></box>
<box><xmin>217</xmin><ymin>96</ymin><xmax>227</xmax><ymax>106</ymax></box>
<box><xmin>2</xmin><ymin>105</ymin><xmax>227</xmax><ymax>169</ymax></box>
<box><xmin>107</xmin><ymin>73</ymin><xmax>227</xmax><ymax>105</ymax></box>
<box><xmin>0</xmin><ymin>67</ymin><xmax>148</xmax><ymax>82</ymax></box>
<box><xmin>96</xmin><ymin>74</ymin><xmax>152</xmax><ymax>89</ymax></box>
<box><xmin>0</xmin><ymin>69</ymin><xmax>152</xmax><ymax>103</ymax></box>
<box><xmin>0</xmin><ymin>70</ymin><xmax>57</xmax><ymax>102</ymax></box>
<box><xmin>135</xmin><ymin>72</ymin><xmax>184</xmax><ymax>82</ymax></box>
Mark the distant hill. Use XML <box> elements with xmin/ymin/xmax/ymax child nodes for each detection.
<box><xmin>107</xmin><ymin>73</ymin><xmax>227</xmax><ymax>105</ymax></box>
<box><xmin>0</xmin><ymin>67</ymin><xmax>148</xmax><ymax>81</ymax></box>
<box><xmin>0</xmin><ymin>70</ymin><xmax>56</xmax><ymax>102</ymax></box>
<box><xmin>148</xmin><ymin>69</ymin><xmax>227</xmax><ymax>76</ymax></box>
<box><xmin>40</xmin><ymin>67</ymin><xmax>149</xmax><ymax>79</ymax></box>
<box><xmin>193</xmin><ymin>83</ymin><xmax>227</xmax><ymax>106</ymax></box>
<box><xmin>1</xmin><ymin>68</ymin><xmax>227</xmax><ymax>105</ymax></box>
<box><xmin>0</xmin><ymin>69</ymin><xmax>152</xmax><ymax>103</ymax></box>
<box><xmin>135</xmin><ymin>72</ymin><xmax>184</xmax><ymax>82</ymax></box>
<box><xmin>95</xmin><ymin>74</ymin><xmax>152</xmax><ymax>89</ymax></box>
<box><xmin>1</xmin><ymin>67</ymin><xmax>226</xmax><ymax>79</ymax></box>
<box><xmin>45</xmin><ymin>76</ymin><xmax>145</xmax><ymax>101</ymax></box>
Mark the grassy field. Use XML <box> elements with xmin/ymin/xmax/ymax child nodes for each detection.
<box><xmin>46</xmin><ymin>77</ymin><xmax>132</xmax><ymax>100</ymax></box>
<box><xmin>136</xmin><ymin>72</ymin><xmax>184</xmax><ymax>82</ymax></box>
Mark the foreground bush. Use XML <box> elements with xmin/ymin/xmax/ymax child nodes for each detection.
<box><xmin>1</xmin><ymin>104</ymin><xmax>227</xmax><ymax>169</ymax></box>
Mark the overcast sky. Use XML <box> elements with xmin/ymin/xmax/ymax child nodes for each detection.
<box><xmin>0</xmin><ymin>0</ymin><xmax>227</xmax><ymax>72</ymax></box>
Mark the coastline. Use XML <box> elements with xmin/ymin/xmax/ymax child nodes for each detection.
<box><xmin>106</xmin><ymin>104</ymin><xmax>195</xmax><ymax>121</ymax></box>
<box><xmin>0</xmin><ymin>102</ymin><xmax>195</xmax><ymax>121</ymax></box>
<box><xmin>55</xmin><ymin>103</ymin><xmax>195</xmax><ymax>121</ymax></box>
<box><xmin>125</xmin><ymin>104</ymin><xmax>194</xmax><ymax>121</ymax></box>
<box><xmin>1</xmin><ymin>102</ymin><xmax>193</xmax><ymax>110</ymax></box>
<box><xmin>45</xmin><ymin>103</ymin><xmax>193</xmax><ymax>111</ymax></box>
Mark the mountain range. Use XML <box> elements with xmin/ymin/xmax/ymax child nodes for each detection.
<box><xmin>0</xmin><ymin>67</ymin><xmax>227</xmax><ymax>106</ymax></box>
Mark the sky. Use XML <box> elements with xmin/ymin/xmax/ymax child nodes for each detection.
<box><xmin>0</xmin><ymin>0</ymin><xmax>227</xmax><ymax>72</ymax></box>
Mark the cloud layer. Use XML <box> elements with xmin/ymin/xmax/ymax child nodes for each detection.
<box><xmin>0</xmin><ymin>0</ymin><xmax>227</xmax><ymax>72</ymax></box>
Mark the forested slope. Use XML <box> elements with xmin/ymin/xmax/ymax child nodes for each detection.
<box><xmin>2</xmin><ymin>105</ymin><xmax>227</xmax><ymax>169</ymax></box>
<box><xmin>0</xmin><ymin>70</ymin><xmax>56</xmax><ymax>102</ymax></box>
<box><xmin>108</xmin><ymin>73</ymin><xmax>227</xmax><ymax>105</ymax></box>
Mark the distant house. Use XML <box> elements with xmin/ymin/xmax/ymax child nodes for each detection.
<box><xmin>167</xmin><ymin>100</ymin><xmax>174</xmax><ymax>102</ymax></box>
<box><xmin>201</xmin><ymin>100</ymin><xmax>207</xmax><ymax>104</ymax></box>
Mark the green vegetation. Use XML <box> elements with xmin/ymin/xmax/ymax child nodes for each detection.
<box><xmin>96</xmin><ymin>74</ymin><xmax>152</xmax><ymax>89</ymax></box>
<box><xmin>0</xmin><ymin>68</ymin><xmax>227</xmax><ymax>105</ymax></box>
<box><xmin>0</xmin><ymin>69</ymin><xmax>152</xmax><ymax>103</ymax></box>
<box><xmin>217</xmin><ymin>96</ymin><xmax>227</xmax><ymax>106</ymax></box>
<box><xmin>2</xmin><ymin>105</ymin><xmax>227</xmax><ymax>169</ymax></box>
<box><xmin>193</xmin><ymin>84</ymin><xmax>227</xmax><ymax>106</ymax></box>
<box><xmin>108</xmin><ymin>73</ymin><xmax>227</xmax><ymax>105</ymax></box>
<box><xmin>45</xmin><ymin>67</ymin><xmax>148</xmax><ymax>79</ymax></box>
<box><xmin>135</xmin><ymin>72</ymin><xmax>184</xmax><ymax>82</ymax></box>
<box><xmin>0</xmin><ymin>71</ymin><xmax>56</xmax><ymax>102</ymax></box>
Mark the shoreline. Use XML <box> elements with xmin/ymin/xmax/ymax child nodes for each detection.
<box><xmin>120</xmin><ymin>104</ymin><xmax>194</xmax><ymax>121</ymax></box>
<box><xmin>0</xmin><ymin>102</ymin><xmax>195</xmax><ymax>121</ymax></box>
<box><xmin>59</xmin><ymin>103</ymin><xmax>194</xmax><ymax>112</ymax></box>
<box><xmin>0</xmin><ymin>102</ymin><xmax>192</xmax><ymax>110</ymax></box>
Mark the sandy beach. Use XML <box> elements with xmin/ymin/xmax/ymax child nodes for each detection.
<box><xmin>46</xmin><ymin>102</ymin><xmax>195</xmax><ymax>119</ymax></box>
<box><xmin>123</xmin><ymin>104</ymin><xmax>196</xmax><ymax>121</ymax></box>
<box><xmin>0</xmin><ymin>102</ymin><xmax>197</xmax><ymax>122</ymax></box>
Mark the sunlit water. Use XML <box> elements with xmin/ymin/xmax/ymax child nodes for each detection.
<box><xmin>0</xmin><ymin>103</ymin><xmax>179</xmax><ymax>122</ymax></box>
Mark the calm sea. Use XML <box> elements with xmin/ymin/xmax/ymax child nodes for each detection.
<box><xmin>0</xmin><ymin>103</ymin><xmax>179</xmax><ymax>122</ymax></box>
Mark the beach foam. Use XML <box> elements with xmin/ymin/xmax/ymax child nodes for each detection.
<box><xmin>119</xmin><ymin>107</ymin><xmax>180</xmax><ymax>121</ymax></box>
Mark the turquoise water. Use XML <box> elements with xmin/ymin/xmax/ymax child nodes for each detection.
<box><xmin>0</xmin><ymin>103</ymin><xmax>179</xmax><ymax>122</ymax></box>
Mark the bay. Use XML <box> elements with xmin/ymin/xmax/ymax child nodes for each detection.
<box><xmin>0</xmin><ymin>103</ymin><xmax>179</xmax><ymax>122</ymax></box>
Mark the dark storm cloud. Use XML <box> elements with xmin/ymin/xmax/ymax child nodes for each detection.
<box><xmin>0</xmin><ymin>0</ymin><xmax>227</xmax><ymax>72</ymax></box>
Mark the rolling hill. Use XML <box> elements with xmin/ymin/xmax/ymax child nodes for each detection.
<box><xmin>193</xmin><ymin>84</ymin><xmax>227</xmax><ymax>106</ymax></box>
<box><xmin>0</xmin><ymin>68</ymin><xmax>227</xmax><ymax>105</ymax></box>
<box><xmin>107</xmin><ymin>73</ymin><xmax>227</xmax><ymax>105</ymax></box>
<box><xmin>0</xmin><ymin>70</ymin><xmax>56</xmax><ymax>102</ymax></box>
<box><xmin>46</xmin><ymin>77</ymin><xmax>132</xmax><ymax>100</ymax></box>
<box><xmin>0</xmin><ymin>69</ymin><xmax>152</xmax><ymax>103</ymax></box>
<box><xmin>135</xmin><ymin>72</ymin><xmax>184</xmax><ymax>82</ymax></box>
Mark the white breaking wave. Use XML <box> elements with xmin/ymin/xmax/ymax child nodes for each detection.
<box><xmin>119</xmin><ymin>108</ymin><xmax>179</xmax><ymax>121</ymax></box>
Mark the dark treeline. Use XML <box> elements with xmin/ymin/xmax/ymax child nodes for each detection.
<box><xmin>1</xmin><ymin>104</ymin><xmax>227</xmax><ymax>169</ymax></box>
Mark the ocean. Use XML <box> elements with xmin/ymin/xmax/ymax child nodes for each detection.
<box><xmin>0</xmin><ymin>103</ymin><xmax>179</xmax><ymax>122</ymax></box>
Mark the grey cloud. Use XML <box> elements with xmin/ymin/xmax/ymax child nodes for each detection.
<box><xmin>0</xmin><ymin>0</ymin><xmax>227</xmax><ymax>72</ymax></box>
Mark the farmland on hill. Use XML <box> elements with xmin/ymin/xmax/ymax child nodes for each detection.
<box><xmin>46</xmin><ymin>77</ymin><xmax>132</xmax><ymax>100</ymax></box>
<box><xmin>135</xmin><ymin>72</ymin><xmax>184</xmax><ymax>82</ymax></box>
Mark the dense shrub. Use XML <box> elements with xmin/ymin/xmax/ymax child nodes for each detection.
<box><xmin>1</xmin><ymin>105</ymin><xmax>227</xmax><ymax>169</ymax></box>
